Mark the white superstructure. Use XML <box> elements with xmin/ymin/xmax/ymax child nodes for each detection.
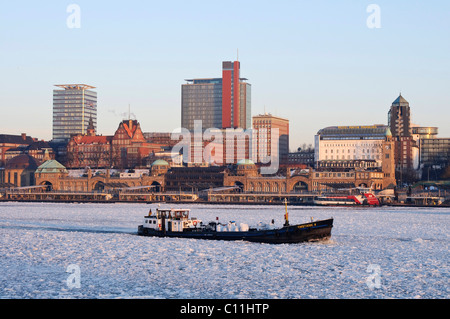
<box><xmin>142</xmin><ymin>208</ymin><xmax>201</xmax><ymax>233</ymax></box>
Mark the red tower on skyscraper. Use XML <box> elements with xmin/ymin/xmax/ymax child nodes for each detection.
<box><xmin>222</xmin><ymin>61</ymin><xmax>241</xmax><ymax>129</ymax></box>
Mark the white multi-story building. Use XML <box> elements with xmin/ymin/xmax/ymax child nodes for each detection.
<box><xmin>53</xmin><ymin>84</ymin><xmax>97</xmax><ymax>142</ymax></box>
<box><xmin>314</xmin><ymin>125</ymin><xmax>390</xmax><ymax>167</ymax></box>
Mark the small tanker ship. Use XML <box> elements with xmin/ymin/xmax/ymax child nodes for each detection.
<box><xmin>138</xmin><ymin>203</ymin><xmax>333</xmax><ymax>244</ymax></box>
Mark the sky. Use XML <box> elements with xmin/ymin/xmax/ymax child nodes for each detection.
<box><xmin>1</xmin><ymin>0</ymin><xmax>449</xmax><ymax>149</ymax></box>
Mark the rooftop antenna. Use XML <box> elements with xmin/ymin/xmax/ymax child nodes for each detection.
<box><xmin>237</xmin><ymin>48</ymin><xmax>239</xmax><ymax>62</ymax></box>
<box><xmin>128</xmin><ymin>104</ymin><xmax>131</xmax><ymax>120</ymax></box>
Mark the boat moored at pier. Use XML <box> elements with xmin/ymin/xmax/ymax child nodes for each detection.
<box><xmin>313</xmin><ymin>191</ymin><xmax>380</xmax><ymax>206</ymax></box>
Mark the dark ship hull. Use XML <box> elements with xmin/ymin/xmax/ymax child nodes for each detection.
<box><xmin>138</xmin><ymin>218</ymin><xmax>333</xmax><ymax>244</ymax></box>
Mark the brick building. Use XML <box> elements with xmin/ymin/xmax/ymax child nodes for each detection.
<box><xmin>388</xmin><ymin>94</ymin><xmax>419</xmax><ymax>175</ymax></box>
<box><xmin>111</xmin><ymin>119</ymin><xmax>162</xmax><ymax>169</ymax></box>
<box><xmin>252</xmin><ymin>113</ymin><xmax>289</xmax><ymax>164</ymax></box>
<box><xmin>67</xmin><ymin>135</ymin><xmax>113</xmax><ymax>169</ymax></box>
<box><xmin>66</xmin><ymin>118</ymin><xmax>163</xmax><ymax>169</ymax></box>
<box><xmin>0</xmin><ymin>133</ymin><xmax>36</xmax><ymax>167</ymax></box>
<box><xmin>4</xmin><ymin>141</ymin><xmax>55</xmax><ymax>166</ymax></box>
<box><xmin>3</xmin><ymin>154</ymin><xmax>38</xmax><ymax>187</ymax></box>
<box><xmin>66</xmin><ymin>117</ymin><xmax>112</xmax><ymax>168</ymax></box>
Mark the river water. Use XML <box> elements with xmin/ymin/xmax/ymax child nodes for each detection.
<box><xmin>0</xmin><ymin>202</ymin><xmax>448</xmax><ymax>299</ymax></box>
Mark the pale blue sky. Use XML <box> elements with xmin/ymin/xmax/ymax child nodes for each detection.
<box><xmin>1</xmin><ymin>0</ymin><xmax>449</xmax><ymax>148</ymax></box>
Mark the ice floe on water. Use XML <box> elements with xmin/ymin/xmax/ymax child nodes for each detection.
<box><xmin>0</xmin><ymin>202</ymin><xmax>448</xmax><ymax>299</ymax></box>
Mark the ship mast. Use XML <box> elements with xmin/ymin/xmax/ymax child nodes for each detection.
<box><xmin>284</xmin><ymin>198</ymin><xmax>289</xmax><ymax>226</ymax></box>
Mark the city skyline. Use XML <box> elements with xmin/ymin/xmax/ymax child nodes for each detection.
<box><xmin>1</xmin><ymin>1</ymin><xmax>450</xmax><ymax>149</ymax></box>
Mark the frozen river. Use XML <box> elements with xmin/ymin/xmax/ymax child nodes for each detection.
<box><xmin>0</xmin><ymin>202</ymin><xmax>448</xmax><ymax>299</ymax></box>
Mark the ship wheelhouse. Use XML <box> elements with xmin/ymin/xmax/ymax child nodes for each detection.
<box><xmin>141</xmin><ymin>208</ymin><xmax>202</xmax><ymax>233</ymax></box>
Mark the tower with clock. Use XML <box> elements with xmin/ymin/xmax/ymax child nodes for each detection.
<box><xmin>382</xmin><ymin>128</ymin><xmax>397</xmax><ymax>188</ymax></box>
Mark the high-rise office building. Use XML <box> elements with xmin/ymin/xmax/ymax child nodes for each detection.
<box><xmin>181</xmin><ymin>61</ymin><xmax>251</xmax><ymax>132</ymax></box>
<box><xmin>239</xmin><ymin>81</ymin><xmax>251</xmax><ymax>129</ymax></box>
<box><xmin>52</xmin><ymin>84</ymin><xmax>97</xmax><ymax>141</ymax></box>
<box><xmin>181</xmin><ymin>78</ymin><xmax>223</xmax><ymax>131</ymax></box>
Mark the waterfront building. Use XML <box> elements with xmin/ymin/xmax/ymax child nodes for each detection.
<box><xmin>65</xmin><ymin>118</ymin><xmax>163</xmax><ymax>169</ymax></box>
<box><xmin>164</xmin><ymin>166</ymin><xmax>226</xmax><ymax>193</ymax></box>
<box><xmin>419</xmin><ymin>138</ymin><xmax>450</xmax><ymax>170</ymax></box>
<box><xmin>34</xmin><ymin>160</ymin><xmax>167</xmax><ymax>193</ymax></box>
<box><xmin>169</xmin><ymin>127</ymin><xmax>249</xmax><ymax>165</ymax></box>
<box><xmin>314</xmin><ymin>125</ymin><xmax>388</xmax><ymax>167</ymax></box>
<box><xmin>47</xmin><ymin>140</ymin><xmax>69</xmax><ymax>167</ymax></box>
<box><xmin>66</xmin><ymin>138</ymin><xmax>112</xmax><ymax>169</ymax></box>
<box><xmin>387</xmin><ymin>94</ymin><xmax>418</xmax><ymax>172</ymax></box>
<box><xmin>223</xmin><ymin>155</ymin><xmax>393</xmax><ymax>193</ymax></box>
<box><xmin>111</xmin><ymin>119</ymin><xmax>162</xmax><ymax>169</ymax></box>
<box><xmin>288</xmin><ymin>148</ymin><xmax>315</xmax><ymax>167</ymax></box>
<box><xmin>66</xmin><ymin>116</ymin><xmax>112</xmax><ymax>168</ymax></box>
<box><xmin>316</xmin><ymin>159</ymin><xmax>379</xmax><ymax>171</ymax></box>
<box><xmin>4</xmin><ymin>140</ymin><xmax>54</xmax><ymax>167</ymax></box>
<box><xmin>21</xmin><ymin>141</ymin><xmax>55</xmax><ymax>165</ymax></box>
<box><xmin>412</xmin><ymin>126</ymin><xmax>439</xmax><ymax>142</ymax></box>
<box><xmin>52</xmin><ymin>84</ymin><xmax>97</xmax><ymax>141</ymax></box>
<box><xmin>388</xmin><ymin>94</ymin><xmax>412</xmax><ymax>138</ymax></box>
<box><xmin>220</xmin><ymin>128</ymin><xmax>251</xmax><ymax>165</ymax></box>
<box><xmin>144</xmin><ymin>132</ymin><xmax>180</xmax><ymax>148</ymax></box>
<box><xmin>396</xmin><ymin>136</ymin><xmax>418</xmax><ymax>171</ymax></box>
<box><xmin>4</xmin><ymin>154</ymin><xmax>38</xmax><ymax>187</ymax></box>
<box><xmin>229</xmin><ymin>129</ymin><xmax>395</xmax><ymax>192</ymax></box>
<box><xmin>0</xmin><ymin>133</ymin><xmax>36</xmax><ymax>167</ymax></box>
<box><xmin>313</xmin><ymin>125</ymin><xmax>396</xmax><ymax>189</ymax></box>
<box><xmin>35</xmin><ymin>159</ymin><xmax>76</xmax><ymax>191</ymax></box>
<box><xmin>181</xmin><ymin>61</ymin><xmax>251</xmax><ymax>131</ymax></box>
<box><xmin>411</xmin><ymin>126</ymin><xmax>440</xmax><ymax>172</ymax></box>
<box><xmin>33</xmin><ymin>142</ymin><xmax>396</xmax><ymax>196</ymax></box>
<box><xmin>380</xmin><ymin>129</ymin><xmax>397</xmax><ymax>188</ymax></box>
<box><xmin>252</xmin><ymin>113</ymin><xmax>289</xmax><ymax>164</ymax></box>
<box><xmin>30</xmin><ymin>124</ymin><xmax>396</xmax><ymax>194</ymax></box>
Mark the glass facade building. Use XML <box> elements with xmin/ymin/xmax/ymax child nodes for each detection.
<box><xmin>240</xmin><ymin>82</ymin><xmax>251</xmax><ymax>129</ymax></box>
<box><xmin>412</xmin><ymin>126</ymin><xmax>438</xmax><ymax>140</ymax></box>
<box><xmin>419</xmin><ymin>138</ymin><xmax>450</xmax><ymax>168</ymax></box>
<box><xmin>52</xmin><ymin>84</ymin><xmax>97</xmax><ymax>141</ymax></box>
<box><xmin>181</xmin><ymin>79</ymin><xmax>223</xmax><ymax>131</ymax></box>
